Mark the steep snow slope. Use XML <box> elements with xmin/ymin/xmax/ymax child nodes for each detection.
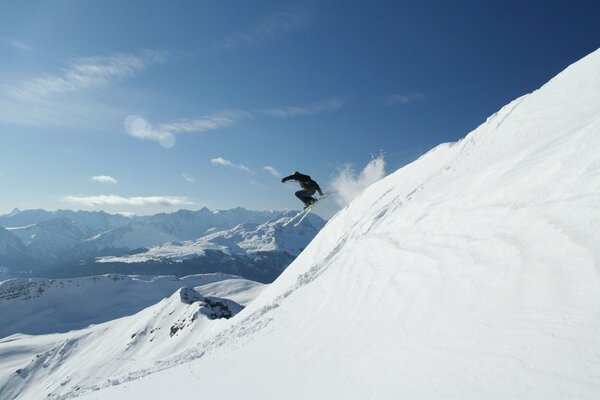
<box><xmin>0</xmin><ymin>275</ymin><xmax>264</xmax><ymax>400</ymax></box>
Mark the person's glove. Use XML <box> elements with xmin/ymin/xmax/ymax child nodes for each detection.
<box><xmin>281</xmin><ymin>178</ymin><xmax>285</xmax><ymax>183</ymax></box>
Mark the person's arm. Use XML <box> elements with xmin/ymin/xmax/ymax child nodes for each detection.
<box><xmin>281</xmin><ymin>174</ymin><xmax>295</xmax><ymax>183</ymax></box>
<box><xmin>315</xmin><ymin>182</ymin><xmax>324</xmax><ymax>196</ymax></box>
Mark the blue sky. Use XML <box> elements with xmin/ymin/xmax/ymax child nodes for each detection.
<box><xmin>1</xmin><ymin>0</ymin><xmax>599</xmax><ymax>218</ymax></box>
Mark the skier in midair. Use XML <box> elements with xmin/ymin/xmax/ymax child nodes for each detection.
<box><xmin>281</xmin><ymin>171</ymin><xmax>324</xmax><ymax>209</ymax></box>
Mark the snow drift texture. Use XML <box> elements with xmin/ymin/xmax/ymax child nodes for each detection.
<box><xmin>11</xmin><ymin>49</ymin><xmax>600</xmax><ymax>399</ymax></box>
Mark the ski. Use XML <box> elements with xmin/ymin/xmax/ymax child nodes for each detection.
<box><xmin>282</xmin><ymin>207</ymin><xmax>311</xmax><ymax>227</ymax></box>
<box><xmin>293</xmin><ymin>205</ymin><xmax>314</xmax><ymax>227</ymax></box>
<box><xmin>282</xmin><ymin>194</ymin><xmax>328</xmax><ymax>228</ymax></box>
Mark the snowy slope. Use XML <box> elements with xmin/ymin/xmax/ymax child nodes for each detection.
<box><xmin>57</xmin><ymin>49</ymin><xmax>600</xmax><ymax>399</ymax></box>
<box><xmin>0</xmin><ymin>274</ymin><xmax>264</xmax><ymax>400</ymax></box>
<box><xmin>0</xmin><ymin>273</ymin><xmax>261</xmax><ymax>338</ymax></box>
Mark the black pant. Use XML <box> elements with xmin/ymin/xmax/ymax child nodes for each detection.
<box><xmin>295</xmin><ymin>190</ymin><xmax>316</xmax><ymax>206</ymax></box>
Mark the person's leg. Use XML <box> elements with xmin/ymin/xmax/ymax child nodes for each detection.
<box><xmin>295</xmin><ymin>190</ymin><xmax>314</xmax><ymax>207</ymax></box>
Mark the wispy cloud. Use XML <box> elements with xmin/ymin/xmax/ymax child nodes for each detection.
<box><xmin>124</xmin><ymin>115</ymin><xmax>175</xmax><ymax>148</ymax></box>
<box><xmin>263</xmin><ymin>166</ymin><xmax>281</xmax><ymax>177</ymax></box>
<box><xmin>383</xmin><ymin>93</ymin><xmax>426</xmax><ymax>106</ymax></box>
<box><xmin>182</xmin><ymin>173</ymin><xmax>195</xmax><ymax>182</ymax></box>
<box><xmin>157</xmin><ymin>110</ymin><xmax>250</xmax><ymax>133</ymax></box>
<box><xmin>9</xmin><ymin>50</ymin><xmax>167</xmax><ymax>99</ymax></box>
<box><xmin>211</xmin><ymin>157</ymin><xmax>254</xmax><ymax>174</ymax></box>
<box><xmin>258</xmin><ymin>98</ymin><xmax>347</xmax><ymax>118</ymax></box>
<box><xmin>125</xmin><ymin>110</ymin><xmax>247</xmax><ymax>148</ymax></box>
<box><xmin>3</xmin><ymin>38</ymin><xmax>33</xmax><ymax>52</ymax></box>
<box><xmin>0</xmin><ymin>50</ymin><xmax>167</xmax><ymax>128</ymax></box>
<box><xmin>217</xmin><ymin>10</ymin><xmax>309</xmax><ymax>50</ymax></box>
<box><xmin>91</xmin><ymin>175</ymin><xmax>118</xmax><ymax>184</ymax></box>
<box><xmin>63</xmin><ymin>195</ymin><xmax>193</xmax><ymax>207</ymax></box>
<box><xmin>127</xmin><ymin>97</ymin><xmax>343</xmax><ymax>149</ymax></box>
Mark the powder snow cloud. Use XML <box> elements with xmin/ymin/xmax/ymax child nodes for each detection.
<box><xmin>330</xmin><ymin>155</ymin><xmax>386</xmax><ymax>207</ymax></box>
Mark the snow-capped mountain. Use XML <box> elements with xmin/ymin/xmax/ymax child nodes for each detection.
<box><xmin>0</xmin><ymin>208</ymin><xmax>326</xmax><ymax>279</ymax></box>
<box><xmin>3</xmin><ymin>48</ymin><xmax>596</xmax><ymax>399</ymax></box>
<box><xmin>0</xmin><ymin>209</ymin><xmax>130</xmax><ymax>232</ymax></box>
<box><xmin>146</xmin><ymin>207</ymin><xmax>288</xmax><ymax>240</ymax></box>
<box><xmin>0</xmin><ymin>274</ymin><xmax>264</xmax><ymax>400</ymax></box>
<box><xmin>98</xmin><ymin>211</ymin><xmax>325</xmax><ymax>263</ymax></box>
<box><xmin>0</xmin><ymin>227</ymin><xmax>39</xmax><ymax>273</ymax></box>
<box><xmin>8</xmin><ymin>218</ymin><xmax>93</xmax><ymax>261</ymax></box>
<box><xmin>68</xmin><ymin>220</ymin><xmax>180</xmax><ymax>257</ymax></box>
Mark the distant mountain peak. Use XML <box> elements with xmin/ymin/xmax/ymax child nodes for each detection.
<box><xmin>6</xmin><ymin>208</ymin><xmax>21</xmax><ymax>217</ymax></box>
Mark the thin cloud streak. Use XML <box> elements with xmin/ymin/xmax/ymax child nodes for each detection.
<box><xmin>259</xmin><ymin>98</ymin><xmax>347</xmax><ymax>118</ymax></box>
<box><xmin>63</xmin><ymin>195</ymin><xmax>193</xmax><ymax>207</ymax></box>
<box><xmin>211</xmin><ymin>157</ymin><xmax>254</xmax><ymax>174</ymax></box>
<box><xmin>91</xmin><ymin>175</ymin><xmax>118</xmax><ymax>184</ymax></box>
<box><xmin>217</xmin><ymin>10</ymin><xmax>309</xmax><ymax>49</ymax></box>
<box><xmin>383</xmin><ymin>93</ymin><xmax>427</xmax><ymax>106</ymax></box>
<box><xmin>157</xmin><ymin>110</ymin><xmax>250</xmax><ymax>133</ymax></box>
<box><xmin>3</xmin><ymin>38</ymin><xmax>33</xmax><ymax>52</ymax></box>
<box><xmin>263</xmin><ymin>166</ymin><xmax>281</xmax><ymax>177</ymax></box>
<box><xmin>0</xmin><ymin>50</ymin><xmax>167</xmax><ymax>129</ymax></box>
<box><xmin>182</xmin><ymin>173</ymin><xmax>195</xmax><ymax>182</ymax></box>
<box><xmin>125</xmin><ymin>111</ymin><xmax>248</xmax><ymax>148</ymax></box>
<box><xmin>9</xmin><ymin>50</ymin><xmax>167</xmax><ymax>99</ymax></box>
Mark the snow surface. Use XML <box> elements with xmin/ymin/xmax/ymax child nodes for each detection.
<box><xmin>0</xmin><ymin>274</ymin><xmax>264</xmax><ymax>399</ymax></box>
<box><xmin>3</xmin><ymin>48</ymin><xmax>600</xmax><ymax>399</ymax></box>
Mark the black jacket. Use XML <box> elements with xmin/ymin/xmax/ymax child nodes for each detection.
<box><xmin>281</xmin><ymin>172</ymin><xmax>323</xmax><ymax>195</ymax></box>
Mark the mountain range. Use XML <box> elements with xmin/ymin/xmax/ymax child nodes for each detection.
<box><xmin>0</xmin><ymin>207</ymin><xmax>325</xmax><ymax>282</ymax></box>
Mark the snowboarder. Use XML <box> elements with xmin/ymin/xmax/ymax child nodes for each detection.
<box><xmin>281</xmin><ymin>171</ymin><xmax>324</xmax><ymax>209</ymax></box>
